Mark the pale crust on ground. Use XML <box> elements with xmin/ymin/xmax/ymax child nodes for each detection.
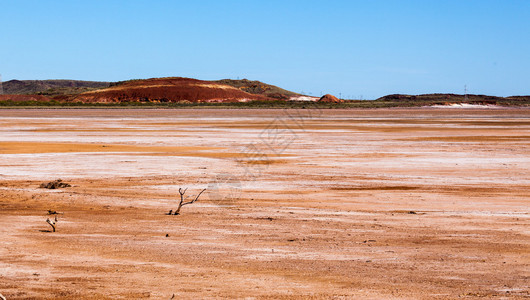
<box><xmin>0</xmin><ymin>108</ymin><xmax>528</xmax><ymax>299</ymax></box>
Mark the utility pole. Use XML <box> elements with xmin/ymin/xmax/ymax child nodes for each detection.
<box><xmin>0</xmin><ymin>74</ymin><xmax>3</xmax><ymax>95</ymax></box>
<box><xmin>464</xmin><ymin>85</ymin><xmax>468</xmax><ymax>102</ymax></box>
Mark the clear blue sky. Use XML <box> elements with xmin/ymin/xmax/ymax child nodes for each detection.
<box><xmin>1</xmin><ymin>0</ymin><xmax>529</xmax><ymax>99</ymax></box>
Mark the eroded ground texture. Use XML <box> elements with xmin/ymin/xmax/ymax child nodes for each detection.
<box><xmin>0</xmin><ymin>108</ymin><xmax>528</xmax><ymax>299</ymax></box>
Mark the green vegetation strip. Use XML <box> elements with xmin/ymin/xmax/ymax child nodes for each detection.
<box><xmin>0</xmin><ymin>99</ymin><xmax>528</xmax><ymax>109</ymax></box>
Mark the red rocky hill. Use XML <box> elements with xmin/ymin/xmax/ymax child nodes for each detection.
<box><xmin>74</xmin><ymin>77</ymin><xmax>269</xmax><ymax>103</ymax></box>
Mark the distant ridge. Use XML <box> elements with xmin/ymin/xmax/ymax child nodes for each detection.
<box><xmin>3</xmin><ymin>79</ymin><xmax>110</xmax><ymax>95</ymax></box>
<box><xmin>376</xmin><ymin>93</ymin><xmax>530</xmax><ymax>105</ymax></box>
<box><xmin>2</xmin><ymin>77</ymin><xmax>301</xmax><ymax>103</ymax></box>
<box><xmin>0</xmin><ymin>77</ymin><xmax>528</xmax><ymax>106</ymax></box>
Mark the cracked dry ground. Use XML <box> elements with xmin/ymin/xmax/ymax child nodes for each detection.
<box><xmin>0</xmin><ymin>108</ymin><xmax>529</xmax><ymax>299</ymax></box>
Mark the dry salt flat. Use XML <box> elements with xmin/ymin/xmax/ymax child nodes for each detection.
<box><xmin>0</xmin><ymin>108</ymin><xmax>529</xmax><ymax>299</ymax></box>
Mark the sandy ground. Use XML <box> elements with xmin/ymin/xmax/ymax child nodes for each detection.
<box><xmin>0</xmin><ymin>108</ymin><xmax>529</xmax><ymax>299</ymax></box>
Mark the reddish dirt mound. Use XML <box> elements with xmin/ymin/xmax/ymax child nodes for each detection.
<box><xmin>74</xmin><ymin>77</ymin><xmax>269</xmax><ymax>103</ymax></box>
<box><xmin>0</xmin><ymin>94</ymin><xmax>52</xmax><ymax>102</ymax></box>
<box><xmin>318</xmin><ymin>94</ymin><xmax>342</xmax><ymax>103</ymax></box>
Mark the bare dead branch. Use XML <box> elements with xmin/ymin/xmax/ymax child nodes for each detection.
<box><xmin>181</xmin><ymin>188</ymin><xmax>207</xmax><ymax>206</ymax></box>
<box><xmin>173</xmin><ymin>188</ymin><xmax>206</xmax><ymax>215</ymax></box>
<box><xmin>178</xmin><ymin>188</ymin><xmax>188</xmax><ymax>196</ymax></box>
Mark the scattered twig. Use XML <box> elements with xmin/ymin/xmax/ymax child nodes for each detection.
<box><xmin>46</xmin><ymin>215</ymin><xmax>58</xmax><ymax>232</ymax></box>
